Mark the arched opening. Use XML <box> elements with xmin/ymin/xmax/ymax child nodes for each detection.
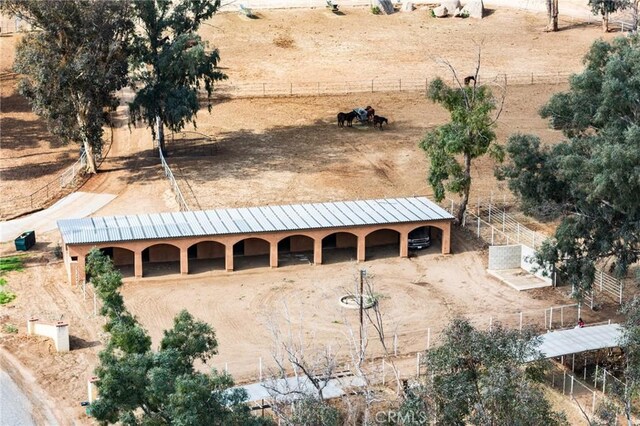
<box><xmin>233</xmin><ymin>238</ymin><xmax>270</xmax><ymax>271</ymax></box>
<box><xmin>365</xmin><ymin>229</ymin><xmax>400</xmax><ymax>260</ymax></box>
<box><xmin>322</xmin><ymin>232</ymin><xmax>357</xmax><ymax>264</ymax></box>
<box><xmin>98</xmin><ymin>247</ymin><xmax>135</xmax><ymax>278</ymax></box>
<box><xmin>277</xmin><ymin>235</ymin><xmax>314</xmax><ymax>267</ymax></box>
<box><xmin>408</xmin><ymin>225</ymin><xmax>441</xmax><ymax>257</ymax></box>
<box><xmin>187</xmin><ymin>241</ymin><xmax>226</xmax><ymax>274</ymax></box>
<box><xmin>141</xmin><ymin>243</ymin><xmax>181</xmax><ymax>277</ymax></box>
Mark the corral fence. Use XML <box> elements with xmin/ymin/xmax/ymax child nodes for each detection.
<box><xmin>1</xmin><ymin>121</ymin><xmax>113</xmax><ymax>220</ymax></box>
<box><xmin>444</xmin><ymin>195</ymin><xmax>628</xmax><ymax>309</ymax></box>
<box><xmin>215</xmin><ymin>302</ymin><xmax>592</xmax><ymax>385</ymax></box>
<box><xmin>212</xmin><ymin>71</ymin><xmax>573</xmax><ymax>99</ymax></box>
<box><xmin>545</xmin><ymin>357</ymin><xmax>635</xmax><ymax>424</ymax></box>
<box><xmin>158</xmin><ymin>146</ymin><xmax>190</xmax><ymax>212</ymax></box>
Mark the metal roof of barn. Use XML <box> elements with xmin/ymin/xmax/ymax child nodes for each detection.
<box><xmin>57</xmin><ymin>196</ymin><xmax>453</xmax><ymax>245</ymax></box>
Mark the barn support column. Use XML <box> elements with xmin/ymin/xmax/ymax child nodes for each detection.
<box><xmin>400</xmin><ymin>232</ymin><xmax>408</xmax><ymax>258</ymax></box>
<box><xmin>357</xmin><ymin>236</ymin><xmax>366</xmax><ymax>262</ymax></box>
<box><xmin>270</xmin><ymin>243</ymin><xmax>278</xmax><ymax>268</ymax></box>
<box><xmin>180</xmin><ymin>248</ymin><xmax>189</xmax><ymax>275</ymax></box>
<box><xmin>78</xmin><ymin>255</ymin><xmax>86</xmax><ymax>283</ymax></box>
<box><xmin>313</xmin><ymin>238</ymin><xmax>322</xmax><ymax>265</ymax></box>
<box><xmin>134</xmin><ymin>251</ymin><xmax>143</xmax><ymax>278</ymax></box>
<box><xmin>76</xmin><ymin>254</ymin><xmax>87</xmax><ymax>285</ymax></box>
<box><xmin>442</xmin><ymin>223</ymin><xmax>451</xmax><ymax>254</ymax></box>
<box><xmin>225</xmin><ymin>244</ymin><xmax>234</xmax><ymax>272</ymax></box>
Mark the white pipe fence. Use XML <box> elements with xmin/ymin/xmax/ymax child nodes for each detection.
<box><xmin>447</xmin><ymin>196</ymin><xmax>627</xmax><ymax>309</ymax></box>
<box><xmin>212</xmin><ymin>71</ymin><xmax>573</xmax><ymax>99</ymax></box>
<box><xmin>158</xmin><ymin>148</ymin><xmax>190</xmax><ymax>212</ymax></box>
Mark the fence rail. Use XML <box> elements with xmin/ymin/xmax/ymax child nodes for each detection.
<box><xmin>445</xmin><ymin>196</ymin><xmax>627</xmax><ymax>309</ymax></box>
<box><xmin>158</xmin><ymin>148</ymin><xmax>190</xmax><ymax>212</ymax></box>
<box><xmin>212</xmin><ymin>71</ymin><xmax>573</xmax><ymax>99</ymax></box>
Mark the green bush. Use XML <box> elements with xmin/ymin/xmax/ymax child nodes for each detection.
<box><xmin>371</xmin><ymin>5</ymin><xmax>381</xmax><ymax>14</ymax></box>
<box><xmin>0</xmin><ymin>291</ymin><xmax>17</xmax><ymax>305</ymax></box>
<box><xmin>2</xmin><ymin>323</ymin><xmax>18</xmax><ymax>334</ymax></box>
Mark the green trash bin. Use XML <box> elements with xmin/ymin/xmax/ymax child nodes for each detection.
<box><xmin>15</xmin><ymin>230</ymin><xmax>36</xmax><ymax>251</ymax></box>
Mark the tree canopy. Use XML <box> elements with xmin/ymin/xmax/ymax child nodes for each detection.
<box><xmin>4</xmin><ymin>0</ymin><xmax>132</xmax><ymax>174</ymax></box>
<box><xmin>420</xmin><ymin>69</ymin><xmax>504</xmax><ymax>223</ymax></box>
<box><xmin>588</xmin><ymin>0</ymin><xmax>632</xmax><ymax>32</ymax></box>
<box><xmin>128</xmin><ymin>0</ymin><xmax>227</xmax><ymax>154</ymax></box>
<box><xmin>401</xmin><ymin>318</ymin><xmax>567</xmax><ymax>425</ymax></box>
<box><xmin>85</xmin><ymin>249</ymin><xmax>271</xmax><ymax>425</ymax></box>
<box><xmin>497</xmin><ymin>35</ymin><xmax>640</xmax><ymax>299</ymax></box>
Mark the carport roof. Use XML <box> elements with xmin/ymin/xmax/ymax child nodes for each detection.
<box><xmin>535</xmin><ymin>323</ymin><xmax>622</xmax><ymax>359</ymax></box>
<box><xmin>57</xmin><ymin>196</ymin><xmax>454</xmax><ymax>245</ymax></box>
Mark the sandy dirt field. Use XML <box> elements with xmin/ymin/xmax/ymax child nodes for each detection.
<box><xmin>0</xmin><ymin>3</ymin><xmax>627</xmax><ymax>424</ymax></box>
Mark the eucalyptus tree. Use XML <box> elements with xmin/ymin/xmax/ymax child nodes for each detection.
<box><xmin>128</xmin><ymin>0</ymin><xmax>227</xmax><ymax>155</ymax></box>
<box><xmin>497</xmin><ymin>35</ymin><xmax>640</xmax><ymax>299</ymax></box>
<box><xmin>4</xmin><ymin>0</ymin><xmax>132</xmax><ymax>173</ymax></box>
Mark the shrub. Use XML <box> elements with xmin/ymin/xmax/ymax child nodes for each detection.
<box><xmin>2</xmin><ymin>323</ymin><xmax>18</xmax><ymax>334</ymax></box>
<box><xmin>371</xmin><ymin>5</ymin><xmax>381</xmax><ymax>14</ymax></box>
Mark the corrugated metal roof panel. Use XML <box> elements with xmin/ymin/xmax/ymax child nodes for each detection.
<box><xmin>58</xmin><ymin>197</ymin><xmax>454</xmax><ymax>245</ymax></box>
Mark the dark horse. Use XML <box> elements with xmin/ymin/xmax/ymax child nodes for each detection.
<box><xmin>372</xmin><ymin>115</ymin><xmax>388</xmax><ymax>130</ymax></box>
<box><xmin>337</xmin><ymin>111</ymin><xmax>357</xmax><ymax>127</ymax></box>
<box><xmin>464</xmin><ymin>75</ymin><xmax>476</xmax><ymax>86</ymax></box>
<box><xmin>365</xmin><ymin>106</ymin><xmax>375</xmax><ymax>123</ymax></box>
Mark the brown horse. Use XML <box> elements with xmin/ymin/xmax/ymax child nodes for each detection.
<box><xmin>372</xmin><ymin>115</ymin><xmax>388</xmax><ymax>130</ymax></box>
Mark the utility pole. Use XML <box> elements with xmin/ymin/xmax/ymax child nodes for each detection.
<box><xmin>359</xmin><ymin>269</ymin><xmax>366</xmax><ymax>355</ymax></box>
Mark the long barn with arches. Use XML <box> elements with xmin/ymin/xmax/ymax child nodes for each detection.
<box><xmin>57</xmin><ymin>197</ymin><xmax>454</xmax><ymax>285</ymax></box>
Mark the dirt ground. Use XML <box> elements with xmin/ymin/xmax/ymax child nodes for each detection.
<box><xmin>0</xmin><ymin>4</ymin><xmax>625</xmax><ymax>425</ymax></box>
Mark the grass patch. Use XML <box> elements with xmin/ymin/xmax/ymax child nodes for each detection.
<box><xmin>0</xmin><ymin>256</ymin><xmax>24</xmax><ymax>273</ymax></box>
<box><xmin>2</xmin><ymin>323</ymin><xmax>18</xmax><ymax>333</ymax></box>
<box><xmin>0</xmin><ymin>291</ymin><xmax>16</xmax><ymax>305</ymax></box>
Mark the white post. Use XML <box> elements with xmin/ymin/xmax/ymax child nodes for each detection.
<box><xmin>570</xmin><ymin>375</ymin><xmax>574</xmax><ymax>396</ymax></box>
<box><xmin>416</xmin><ymin>353</ymin><xmax>420</xmax><ymax>377</ymax></box>
<box><xmin>549</xmin><ymin>307</ymin><xmax>553</xmax><ymax>329</ymax></box>
<box><xmin>259</xmin><ymin>357</ymin><xmax>263</xmax><ymax>381</ymax></box>
<box><xmin>578</xmin><ymin>303</ymin><xmax>581</xmax><ymax>322</ymax></box>
<box><xmin>572</xmin><ymin>353</ymin><xmax>575</xmax><ymax>372</ymax></box>
<box><xmin>594</xmin><ymin>365</ymin><xmax>599</xmax><ymax>387</ymax></box>
<box><xmin>561</xmin><ymin>306</ymin><xmax>564</xmax><ymax>327</ymax></box>
<box><xmin>225</xmin><ymin>362</ymin><xmax>228</xmax><ymax>375</ymax></box>
<box><xmin>519</xmin><ymin>312</ymin><xmax>523</xmax><ymax>332</ymax></box>
<box><xmin>427</xmin><ymin>328</ymin><xmax>431</xmax><ymax>349</ymax></box>
<box><xmin>393</xmin><ymin>333</ymin><xmax>398</xmax><ymax>356</ymax></box>
<box><xmin>603</xmin><ymin>369</ymin><xmax>606</xmax><ymax>393</ymax></box>
<box><xmin>619</xmin><ymin>282</ymin><xmax>623</xmax><ymax>305</ymax></box>
<box><xmin>489</xmin><ymin>316</ymin><xmax>493</xmax><ymax>332</ymax></box>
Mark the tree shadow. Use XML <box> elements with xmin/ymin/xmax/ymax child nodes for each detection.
<box><xmin>168</xmin><ymin>118</ymin><xmax>425</xmax><ymax>183</ymax></box>
<box><xmin>0</xmin><ymin>90</ymin><xmax>35</xmax><ymax>114</ymax></box>
<box><xmin>0</xmin><ymin>152</ymin><xmax>74</xmax><ymax>180</ymax></box>
<box><xmin>0</xmin><ymin>116</ymin><xmax>62</xmax><ymax>150</ymax></box>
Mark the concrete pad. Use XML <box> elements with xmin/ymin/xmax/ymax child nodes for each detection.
<box><xmin>0</xmin><ymin>192</ymin><xmax>116</xmax><ymax>242</ymax></box>
<box><xmin>487</xmin><ymin>268</ymin><xmax>552</xmax><ymax>291</ymax></box>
